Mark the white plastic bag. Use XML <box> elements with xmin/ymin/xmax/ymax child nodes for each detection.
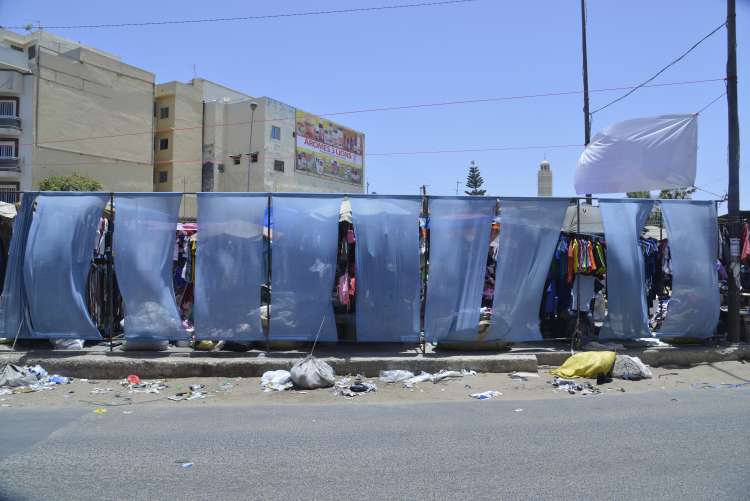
<box><xmin>260</xmin><ymin>370</ymin><xmax>292</xmax><ymax>392</ymax></box>
<box><xmin>50</xmin><ymin>338</ymin><xmax>84</xmax><ymax>350</ymax></box>
<box><xmin>290</xmin><ymin>356</ymin><xmax>335</xmax><ymax>389</ymax></box>
<box><xmin>403</xmin><ymin>371</ymin><xmax>433</xmax><ymax>387</ymax></box>
<box><xmin>379</xmin><ymin>370</ymin><xmax>415</xmax><ymax>383</ymax></box>
<box><xmin>612</xmin><ymin>355</ymin><xmax>653</xmax><ymax>380</ymax></box>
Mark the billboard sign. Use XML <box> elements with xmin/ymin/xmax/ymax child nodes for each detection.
<box><xmin>295</xmin><ymin>110</ymin><xmax>364</xmax><ymax>186</ymax></box>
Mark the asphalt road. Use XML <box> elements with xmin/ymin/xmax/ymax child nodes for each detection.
<box><xmin>0</xmin><ymin>388</ymin><xmax>748</xmax><ymax>501</ymax></box>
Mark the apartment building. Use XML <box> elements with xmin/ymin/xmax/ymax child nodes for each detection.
<box><xmin>155</xmin><ymin>78</ymin><xmax>365</xmax><ymax>217</ymax></box>
<box><xmin>0</xmin><ymin>29</ymin><xmax>155</xmax><ymax>198</ymax></box>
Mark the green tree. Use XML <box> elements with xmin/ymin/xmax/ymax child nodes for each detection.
<box><xmin>626</xmin><ymin>191</ymin><xmax>651</xmax><ymax>198</ymax></box>
<box><xmin>39</xmin><ymin>173</ymin><xmax>103</xmax><ymax>192</ymax></box>
<box><xmin>658</xmin><ymin>187</ymin><xmax>695</xmax><ymax>199</ymax></box>
<box><xmin>464</xmin><ymin>161</ymin><xmax>486</xmax><ymax>196</ymax></box>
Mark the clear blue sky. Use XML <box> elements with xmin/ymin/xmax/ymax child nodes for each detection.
<box><xmin>3</xmin><ymin>0</ymin><xmax>748</xmax><ymax>208</ymax></box>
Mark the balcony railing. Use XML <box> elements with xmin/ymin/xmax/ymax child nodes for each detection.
<box><xmin>0</xmin><ymin>117</ymin><xmax>21</xmax><ymax>129</ymax></box>
<box><xmin>0</xmin><ymin>157</ymin><xmax>20</xmax><ymax>171</ymax></box>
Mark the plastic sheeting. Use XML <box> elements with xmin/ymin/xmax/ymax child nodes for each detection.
<box><xmin>599</xmin><ymin>199</ymin><xmax>654</xmax><ymax>339</ymax></box>
<box><xmin>657</xmin><ymin>201</ymin><xmax>719</xmax><ymax>338</ymax></box>
<box><xmin>490</xmin><ymin>198</ymin><xmax>569</xmax><ymax>342</ymax></box>
<box><xmin>575</xmin><ymin>114</ymin><xmax>697</xmax><ymax>194</ymax></box>
<box><xmin>425</xmin><ymin>197</ymin><xmax>496</xmax><ymax>342</ymax></box>
<box><xmin>269</xmin><ymin>195</ymin><xmax>341</xmax><ymax>342</ymax></box>
<box><xmin>23</xmin><ymin>193</ymin><xmax>107</xmax><ymax>340</ymax></box>
<box><xmin>0</xmin><ymin>193</ymin><xmax>36</xmax><ymax>338</ymax></box>
<box><xmin>194</xmin><ymin>194</ymin><xmax>266</xmax><ymax>340</ymax></box>
<box><xmin>113</xmin><ymin>193</ymin><xmax>186</xmax><ymax>340</ymax></box>
<box><xmin>350</xmin><ymin>196</ymin><xmax>421</xmax><ymax>343</ymax></box>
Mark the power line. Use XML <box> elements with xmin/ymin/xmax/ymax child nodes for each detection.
<box><xmin>590</xmin><ymin>21</ymin><xmax>726</xmax><ymax>115</ymax></box>
<box><xmin>367</xmin><ymin>144</ymin><xmax>581</xmax><ymax>156</ymax></box>
<box><xmin>28</xmin><ymin>143</ymin><xmax>582</xmax><ymax>167</ymax></box>
<box><xmin>22</xmin><ymin>76</ymin><xmax>724</xmax><ymax>148</ymax></box>
<box><xmin>3</xmin><ymin>0</ymin><xmax>477</xmax><ymax>30</ymax></box>
<box><xmin>696</xmin><ymin>91</ymin><xmax>726</xmax><ymax>114</ymax></box>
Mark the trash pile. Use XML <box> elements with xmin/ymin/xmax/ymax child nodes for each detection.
<box><xmin>547</xmin><ymin>351</ymin><xmax>653</xmax><ymax>395</ymax></box>
<box><xmin>379</xmin><ymin>369</ymin><xmax>477</xmax><ymax>388</ymax></box>
<box><xmin>332</xmin><ymin>375</ymin><xmax>377</xmax><ymax>398</ymax></box>
<box><xmin>552</xmin><ymin>377</ymin><xmax>601</xmax><ymax>395</ymax></box>
<box><xmin>120</xmin><ymin>375</ymin><xmax>168</xmax><ymax>394</ymax></box>
<box><xmin>0</xmin><ymin>363</ymin><xmax>71</xmax><ymax>395</ymax></box>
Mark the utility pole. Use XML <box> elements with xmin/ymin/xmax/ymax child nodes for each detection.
<box><xmin>455</xmin><ymin>180</ymin><xmax>460</xmax><ymax>196</ymax></box>
<box><xmin>726</xmin><ymin>0</ymin><xmax>742</xmax><ymax>342</ymax></box>
<box><xmin>246</xmin><ymin>101</ymin><xmax>258</xmax><ymax>192</ymax></box>
<box><xmin>580</xmin><ymin>0</ymin><xmax>593</xmax><ymax>204</ymax></box>
<box><xmin>366</xmin><ymin>181</ymin><xmax>370</xmax><ymax>194</ymax></box>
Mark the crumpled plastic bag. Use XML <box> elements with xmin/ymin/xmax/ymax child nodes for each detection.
<box><xmin>379</xmin><ymin>370</ymin><xmax>415</xmax><ymax>383</ymax></box>
<box><xmin>0</xmin><ymin>364</ymin><xmax>39</xmax><ymax>388</ymax></box>
<box><xmin>549</xmin><ymin>351</ymin><xmax>616</xmax><ymax>379</ymax></box>
<box><xmin>612</xmin><ymin>355</ymin><xmax>653</xmax><ymax>380</ymax></box>
<box><xmin>50</xmin><ymin>338</ymin><xmax>84</xmax><ymax>350</ymax></box>
<box><xmin>260</xmin><ymin>370</ymin><xmax>292</xmax><ymax>392</ymax></box>
<box><xmin>290</xmin><ymin>356</ymin><xmax>335</xmax><ymax>389</ymax></box>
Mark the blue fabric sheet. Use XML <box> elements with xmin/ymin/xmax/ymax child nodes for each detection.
<box><xmin>490</xmin><ymin>198</ymin><xmax>569</xmax><ymax>342</ymax></box>
<box><xmin>113</xmin><ymin>193</ymin><xmax>186</xmax><ymax>340</ymax></box>
<box><xmin>194</xmin><ymin>194</ymin><xmax>266</xmax><ymax>341</ymax></box>
<box><xmin>657</xmin><ymin>201</ymin><xmax>719</xmax><ymax>338</ymax></box>
<box><xmin>425</xmin><ymin>197</ymin><xmax>496</xmax><ymax>342</ymax></box>
<box><xmin>599</xmin><ymin>199</ymin><xmax>654</xmax><ymax>339</ymax></box>
<box><xmin>0</xmin><ymin>193</ymin><xmax>37</xmax><ymax>338</ymax></box>
<box><xmin>23</xmin><ymin>193</ymin><xmax>107</xmax><ymax>340</ymax></box>
<box><xmin>269</xmin><ymin>195</ymin><xmax>341</xmax><ymax>342</ymax></box>
<box><xmin>350</xmin><ymin>196</ymin><xmax>421</xmax><ymax>343</ymax></box>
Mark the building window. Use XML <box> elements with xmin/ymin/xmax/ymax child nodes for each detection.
<box><xmin>0</xmin><ymin>141</ymin><xmax>16</xmax><ymax>158</ymax></box>
<box><xmin>271</xmin><ymin>126</ymin><xmax>281</xmax><ymax>140</ymax></box>
<box><xmin>160</xmin><ymin>107</ymin><xmax>169</xmax><ymax>119</ymax></box>
<box><xmin>0</xmin><ymin>99</ymin><xmax>17</xmax><ymax>117</ymax></box>
<box><xmin>273</xmin><ymin>160</ymin><xmax>285</xmax><ymax>172</ymax></box>
<box><xmin>250</xmin><ymin>152</ymin><xmax>258</xmax><ymax>163</ymax></box>
<box><xmin>0</xmin><ymin>183</ymin><xmax>19</xmax><ymax>203</ymax></box>
<box><xmin>232</xmin><ymin>155</ymin><xmax>241</xmax><ymax>165</ymax></box>
<box><xmin>27</xmin><ymin>45</ymin><xmax>36</xmax><ymax>60</ymax></box>
<box><xmin>158</xmin><ymin>171</ymin><xmax>168</xmax><ymax>183</ymax></box>
<box><xmin>10</xmin><ymin>45</ymin><xmax>23</xmax><ymax>52</ymax></box>
<box><xmin>159</xmin><ymin>138</ymin><xmax>169</xmax><ymax>150</ymax></box>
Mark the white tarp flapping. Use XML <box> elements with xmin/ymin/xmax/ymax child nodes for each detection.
<box><xmin>575</xmin><ymin>114</ymin><xmax>697</xmax><ymax>195</ymax></box>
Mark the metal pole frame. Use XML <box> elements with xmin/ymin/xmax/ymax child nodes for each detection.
<box><xmin>419</xmin><ymin>185</ymin><xmax>428</xmax><ymax>354</ymax></box>
<box><xmin>265</xmin><ymin>193</ymin><xmax>272</xmax><ymax>353</ymax></box>
<box><xmin>106</xmin><ymin>192</ymin><xmax>115</xmax><ymax>352</ymax></box>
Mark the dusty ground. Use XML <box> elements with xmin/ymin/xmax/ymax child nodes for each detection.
<box><xmin>1</xmin><ymin>361</ymin><xmax>748</xmax><ymax>410</ymax></box>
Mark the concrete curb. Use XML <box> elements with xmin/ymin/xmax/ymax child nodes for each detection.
<box><xmin>1</xmin><ymin>345</ymin><xmax>748</xmax><ymax>379</ymax></box>
<box><xmin>0</xmin><ymin>352</ymin><xmax>538</xmax><ymax>378</ymax></box>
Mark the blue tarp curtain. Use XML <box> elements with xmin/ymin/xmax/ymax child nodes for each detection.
<box><xmin>350</xmin><ymin>196</ymin><xmax>421</xmax><ymax>343</ymax></box>
<box><xmin>599</xmin><ymin>199</ymin><xmax>654</xmax><ymax>339</ymax></box>
<box><xmin>425</xmin><ymin>197</ymin><xmax>496</xmax><ymax>342</ymax></box>
<box><xmin>113</xmin><ymin>193</ymin><xmax>186</xmax><ymax>340</ymax></box>
<box><xmin>269</xmin><ymin>194</ymin><xmax>341</xmax><ymax>342</ymax></box>
<box><xmin>23</xmin><ymin>193</ymin><xmax>107</xmax><ymax>340</ymax></box>
<box><xmin>194</xmin><ymin>193</ymin><xmax>266</xmax><ymax>341</ymax></box>
<box><xmin>490</xmin><ymin>198</ymin><xmax>570</xmax><ymax>342</ymax></box>
<box><xmin>657</xmin><ymin>201</ymin><xmax>719</xmax><ymax>338</ymax></box>
<box><xmin>0</xmin><ymin>193</ymin><xmax>37</xmax><ymax>338</ymax></box>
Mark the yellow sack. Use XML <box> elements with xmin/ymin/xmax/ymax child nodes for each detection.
<box><xmin>549</xmin><ymin>351</ymin><xmax>616</xmax><ymax>378</ymax></box>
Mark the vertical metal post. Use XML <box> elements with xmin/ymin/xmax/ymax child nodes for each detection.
<box><xmin>106</xmin><ymin>192</ymin><xmax>114</xmax><ymax>352</ymax></box>
<box><xmin>419</xmin><ymin>185</ymin><xmax>428</xmax><ymax>354</ymax></box>
<box><xmin>265</xmin><ymin>193</ymin><xmax>272</xmax><ymax>353</ymax></box>
<box><xmin>580</xmin><ymin>0</ymin><xmax>593</xmax><ymax>204</ymax></box>
<box><xmin>573</xmin><ymin>198</ymin><xmax>582</xmax><ymax>350</ymax></box>
<box><xmin>726</xmin><ymin>0</ymin><xmax>742</xmax><ymax>342</ymax></box>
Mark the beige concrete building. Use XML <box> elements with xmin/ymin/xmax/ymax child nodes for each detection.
<box><xmin>155</xmin><ymin>78</ymin><xmax>364</xmax><ymax>218</ymax></box>
<box><xmin>0</xmin><ymin>29</ymin><xmax>155</xmax><ymax>198</ymax></box>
